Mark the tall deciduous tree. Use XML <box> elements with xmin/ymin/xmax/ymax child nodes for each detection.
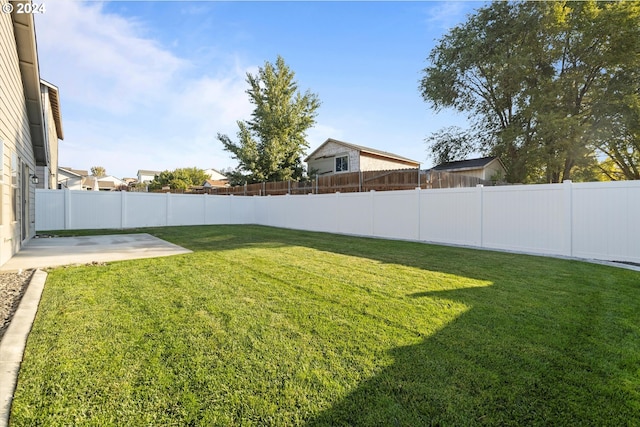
<box><xmin>217</xmin><ymin>56</ymin><xmax>321</xmax><ymax>183</ymax></box>
<box><xmin>420</xmin><ymin>0</ymin><xmax>640</xmax><ymax>183</ymax></box>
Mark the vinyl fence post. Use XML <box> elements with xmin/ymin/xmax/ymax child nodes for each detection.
<box><xmin>120</xmin><ymin>190</ymin><xmax>127</xmax><ymax>229</ymax></box>
<box><xmin>64</xmin><ymin>188</ymin><xmax>70</xmax><ymax>230</ymax></box>
<box><xmin>476</xmin><ymin>184</ymin><xmax>484</xmax><ymax>247</ymax></box>
<box><xmin>166</xmin><ymin>192</ymin><xmax>171</xmax><ymax>226</ymax></box>
<box><xmin>563</xmin><ymin>180</ymin><xmax>573</xmax><ymax>257</ymax></box>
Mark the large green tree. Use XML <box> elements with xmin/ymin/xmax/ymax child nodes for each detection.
<box><xmin>420</xmin><ymin>0</ymin><xmax>640</xmax><ymax>183</ymax></box>
<box><xmin>217</xmin><ymin>56</ymin><xmax>321</xmax><ymax>184</ymax></box>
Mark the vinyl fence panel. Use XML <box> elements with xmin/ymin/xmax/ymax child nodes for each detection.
<box><xmin>36</xmin><ymin>180</ymin><xmax>640</xmax><ymax>264</ymax></box>
<box><xmin>124</xmin><ymin>192</ymin><xmax>168</xmax><ymax>228</ymax></box>
<box><xmin>35</xmin><ymin>189</ymin><xmax>65</xmax><ymax>231</ymax></box>
<box><xmin>482</xmin><ymin>183</ymin><xmax>568</xmax><ymax>256</ymax></box>
<box><xmin>371</xmin><ymin>190</ymin><xmax>420</xmax><ymax>240</ymax></box>
<box><xmin>69</xmin><ymin>191</ymin><xmax>122</xmax><ymax>230</ymax></box>
<box><xmin>571</xmin><ymin>181</ymin><xmax>640</xmax><ymax>263</ymax></box>
<box><xmin>419</xmin><ymin>187</ymin><xmax>482</xmax><ymax>247</ymax></box>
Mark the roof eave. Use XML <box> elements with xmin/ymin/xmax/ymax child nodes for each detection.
<box><xmin>41</xmin><ymin>79</ymin><xmax>64</xmax><ymax>140</ymax></box>
<box><xmin>12</xmin><ymin>9</ymin><xmax>47</xmax><ymax>166</ymax></box>
<box><xmin>305</xmin><ymin>138</ymin><xmax>419</xmax><ymax>165</ymax></box>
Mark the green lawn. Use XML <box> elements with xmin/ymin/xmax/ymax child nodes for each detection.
<box><xmin>10</xmin><ymin>225</ymin><xmax>640</xmax><ymax>426</ymax></box>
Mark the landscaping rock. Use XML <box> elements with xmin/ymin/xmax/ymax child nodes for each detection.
<box><xmin>0</xmin><ymin>270</ymin><xmax>34</xmax><ymax>341</ymax></box>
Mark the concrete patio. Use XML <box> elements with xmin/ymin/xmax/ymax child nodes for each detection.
<box><xmin>0</xmin><ymin>233</ymin><xmax>191</xmax><ymax>426</ymax></box>
<box><xmin>0</xmin><ymin>233</ymin><xmax>192</xmax><ymax>272</ymax></box>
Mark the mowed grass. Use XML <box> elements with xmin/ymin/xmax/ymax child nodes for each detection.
<box><xmin>10</xmin><ymin>225</ymin><xmax>640</xmax><ymax>426</ymax></box>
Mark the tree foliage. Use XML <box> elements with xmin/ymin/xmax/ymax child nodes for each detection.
<box><xmin>148</xmin><ymin>167</ymin><xmax>209</xmax><ymax>191</ymax></box>
<box><xmin>420</xmin><ymin>0</ymin><xmax>640</xmax><ymax>183</ymax></box>
<box><xmin>91</xmin><ymin>166</ymin><xmax>106</xmax><ymax>177</ymax></box>
<box><xmin>217</xmin><ymin>56</ymin><xmax>321</xmax><ymax>184</ymax></box>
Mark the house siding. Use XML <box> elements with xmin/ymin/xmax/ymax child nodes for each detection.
<box><xmin>307</xmin><ymin>141</ymin><xmax>360</xmax><ymax>175</ymax></box>
<box><xmin>482</xmin><ymin>161</ymin><xmax>505</xmax><ymax>181</ymax></box>
<box><xmin>359</xmin><ymin>153</ymin><xmax>418</xmax><ymax>171</ymax></box>
<box><xmin>440</xmin><ymin>160</ymin><xmax>506</xmax><ymax>181</ymax></box>
<box><xmin>0</xmin><ymin>7</ymin><xmax>38</xmax><ymax>265</ymax></box>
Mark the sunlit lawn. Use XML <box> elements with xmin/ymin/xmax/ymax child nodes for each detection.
<box><xmin>10</xmin><ymin>225</ymin><xmax>640</xmax><ymax>426</ymax></box>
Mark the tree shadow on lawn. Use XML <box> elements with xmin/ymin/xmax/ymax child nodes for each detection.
<box><xmin>157</xmin><ymin>225</ymin><xmax>640</xmax><ymax>424</ymax></box>
<box><xmin>306</xmin><ymin>283</ymin><xmax>640</xmax><ymax>426</ymax></box>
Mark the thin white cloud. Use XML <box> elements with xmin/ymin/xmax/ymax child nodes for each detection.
<box><xmin>35</xmin><ymin>0</ymin><xmax>256</xmax><ymax>177</ymax></box>
<box><xmin>423</xmin><ymin>2</ymin><xmax>474</xmax><ymax>31</ymax></box>
<box><xmin>36</xmin><ymin>0</ymin><xmax>187</xmax><ymax>114</ymax></box>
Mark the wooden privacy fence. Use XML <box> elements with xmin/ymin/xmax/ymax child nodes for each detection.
<box><xmin>203</xmin><ymin>169</ymin><xmax>496</xmax><ymax>196</ymax></box>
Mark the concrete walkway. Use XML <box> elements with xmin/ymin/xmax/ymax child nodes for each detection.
<box><xmin>0</xmin><ymin>270</ymin><xmax>47</xmax><ymax>427</ymax></box>
<box><xmin>0</xmin><ymin>234</ymin><xmax>191</xmax><ymax>426</ymax></box>
<box><xmin>0</xmin><ymin>233</ymin><xmax>192</xmax><ymax>272</ymax></box>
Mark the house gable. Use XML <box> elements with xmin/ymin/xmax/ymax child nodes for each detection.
<box><xmin>305</xmin><ymin>138</ymin><xmax>419</xmax><ymax>175</ymax></box>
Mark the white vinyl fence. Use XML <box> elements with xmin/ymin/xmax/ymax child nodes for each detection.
<box><xmin>36</xmin><ymin>180</ymin><xmax>640</xmax><ymax>264</ymax></box>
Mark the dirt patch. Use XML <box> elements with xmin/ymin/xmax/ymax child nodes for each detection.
<box><xmin>0</xmin><ymin>269</ymin><xmax>35</xmax><ymax>341</ymax></box>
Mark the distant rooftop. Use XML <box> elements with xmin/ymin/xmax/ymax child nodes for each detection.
<box><xmin>432</xmin><ymin>156</ymin><xmax>498</xmax><ymax>171</ymax></box>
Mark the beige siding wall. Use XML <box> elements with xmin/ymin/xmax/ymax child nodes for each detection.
<box><xmin>451</xmin><ymin>169</ymin><xmax>484</xmax><ymax>180</ymax></box>
<box><xmin>359</xmin><ymin>153</ymin><xmax>418</xmax><ymax>172</ymax></box>
<box><xmin>448</xmin><ymin>161</ymin><xmax>506</xmax><ymax>181</ymax></box>
<box><xmin>307</xmin><ymin>141</ymin><xmax>360</xmax><ymax>175</ymax></box>
<box><xmin>0</xmin><ymin>8</ymin><xmax>37</xmax><ymax>265</ymax></box>
<box><xmin>483</xmin><ymin>161</ymin><xmax>505</xmax><ymax>181</ymax></box>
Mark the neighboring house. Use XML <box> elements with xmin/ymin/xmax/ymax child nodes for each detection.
<box><xmin>431</xmin><ymin>157</ymin><xmax>507</xmax><ymax>181</ymax></box>
<box><xmin>203</xmin><ymin>179</ymin><xmax>229</xmax><ymax>189</ymax></box>
<box><xmin>137</xmin><ymin>169</ymin><xmax>161</xmax><ymax>184</ymax></box>
<box><xmin>202</xmin><ymin>169</ymin><xmax>228</xmax><ymax>188</ymax></box>
<box><xmin>96</xmin><ymin>175</ymin><xmax>126</xmax><ymax>191</ymax></box>
<box><xmin>0</xmin><ymin>7</ymin><xmax>61</xmax><ymax>265</ymax></box>
<box><xmin>305</xmin><ymin>138</ymin><xmax>420</xmax><ymax>176</ymax></box>
<box><xmin>204</xmin><ymin>168</ymin><xmax>228</xmax><ymax>182</ymax></box>
<box><xmin>58</xmin><ymin>167</ymin><xmax>98</xmax><ymax>191</ymax></box>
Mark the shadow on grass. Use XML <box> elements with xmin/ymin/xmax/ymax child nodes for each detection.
<box><xmin>160</xmin><ymin>225</ymin><xmax>639</xmax><ymax>425</ymax></box>
<box><xmin>307</xmin><ymin>284</ymin><xmax>639</xmax><ymax>425</ymax></box>
<box><xmin>45</xmin><ymin>225</ymin><xmax>640</xmax><ymax>424</ymax></box>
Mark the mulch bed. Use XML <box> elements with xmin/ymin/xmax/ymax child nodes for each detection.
<box><xmin>0</xmin><ymin>270</ymin><xmax>35</xmax><ymax>341</ymax></box>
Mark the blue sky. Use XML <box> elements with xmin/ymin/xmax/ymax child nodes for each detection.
<box><xmin>35</xmin><ymin>1</ymin><xmax>484</xmax><ymax>179</ymax></box>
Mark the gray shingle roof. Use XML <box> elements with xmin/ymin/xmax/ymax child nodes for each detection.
<box><xmin>432</xmin><ymin>157</ymin><xmax>498</xmax><ymax>171</ymax></box>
